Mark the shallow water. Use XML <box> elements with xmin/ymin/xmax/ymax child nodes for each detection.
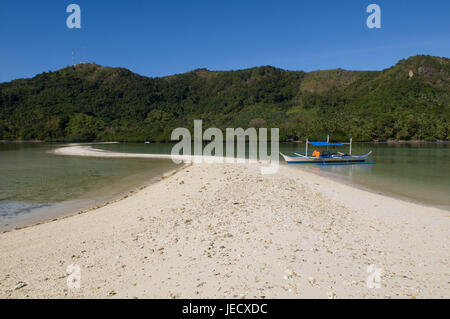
<box><xmin>279</xmin><ymin>142</ymin><xmax>450</xmax><ymax>209</ymax></box>
<box><xmin>0</xmin><ymin>143</ymin><xmax>179</xmax><ymax>230</ymax></box>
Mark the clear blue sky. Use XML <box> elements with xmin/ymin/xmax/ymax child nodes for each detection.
<box><xmin>0</xmin><ymin>0</ymin><xmax>449</xmax><ymax>82</ymax></box>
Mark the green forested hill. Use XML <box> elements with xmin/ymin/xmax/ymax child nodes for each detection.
<box><xmin>0</xmin><ymin>55</ymin><xmax>448</xmax><ymax>142</ymax></box>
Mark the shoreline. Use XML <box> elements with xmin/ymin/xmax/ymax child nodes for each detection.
<box><xmin>5</xmin><ymin>149</ymin><xmax>447</xmax><ymax>235</ymax></box>
<box><xmin>1</xmin><ymin>163</ymin><xmax>190</xmax><ymax>234</ymax></box>
<box><xmin>283</xmin><ymin>164</ymin><xmax>449</xmax><ymax>218</ymax></box>
<box><xmin>2</xmin><ymin>144</ymin><xmax>447</xmax><ymax>234</ymax></box>
<box><xmin>300</xmin><ymin>164</ymin><xmax>450</xmax><ymax>212</ymax></box>
<box><xmin>56</xmin><ymin>144</ymin><xmax>449</xmax><ymax>211</ymax></box>
<box><xmin>0</xmin><ymin>155</ymin><xmax>448</xmax><ymax>298</ymax></box>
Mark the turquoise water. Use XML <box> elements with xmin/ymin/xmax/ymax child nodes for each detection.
<box><xmin>0</xmin><ymin>142</ymin><xmax>449</xmax><ymax>231</ymax></box>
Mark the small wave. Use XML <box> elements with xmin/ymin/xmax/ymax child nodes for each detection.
<box><xmin>0</xmin><ymin>201</ymin><xmax>53</xmax><ymax>218</ymax></box>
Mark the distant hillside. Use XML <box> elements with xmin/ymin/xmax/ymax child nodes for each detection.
<box><xmin>0</xmin><ymin>55</ymin><xmax>448</xmax><ymax>142</ymax></box>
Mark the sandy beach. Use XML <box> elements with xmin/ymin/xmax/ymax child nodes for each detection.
<box><xmin>0</xmin><ymin>150</ymin><xmax>449</xmax><ymax>299</ymax></box>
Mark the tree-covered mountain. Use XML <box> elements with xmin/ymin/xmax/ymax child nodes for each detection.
<box><xmin>0</xmin><ymin>55</ymin><xmax>448</xmax><ymax>142</ymax></box>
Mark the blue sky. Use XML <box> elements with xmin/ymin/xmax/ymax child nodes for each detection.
<box><xmin>0</xmin><ymin>0</ymin><xmax>449</xmax><ymax>82</ymax></box>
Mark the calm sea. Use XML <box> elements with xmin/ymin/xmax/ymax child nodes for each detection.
<box><xmin>0</xmin><ymin>143</ymin><xmax>179</xmax><ymax>231</ymax></box>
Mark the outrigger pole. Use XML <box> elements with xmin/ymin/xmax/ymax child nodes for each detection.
<box><xmin>327</xmin><ymin>132</ymin><xmax>330</xmax><ymax>151</ymax></box>
<box><xmin>305</xmin><ymin>136</ymin><xmax>308</xmax><ymax>156</ymax></box>
<box><xmin>349</xmin><ymin>135</ymin><xmax>353</xmax><ymax>155</ymax></box>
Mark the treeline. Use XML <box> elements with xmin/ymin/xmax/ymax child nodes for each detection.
<box><xmin>0</xmin><ymin>55</ymin><xmax>448</xmax><ymax>142</ymax></box>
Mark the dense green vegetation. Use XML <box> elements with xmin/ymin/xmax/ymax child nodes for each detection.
<box><xmin>0</xmin><ymin>55</ymin><xmax>448</xmax><ymax>142</ymax></box>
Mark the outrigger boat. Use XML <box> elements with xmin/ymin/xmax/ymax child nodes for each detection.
<box><xmin>280</xmin><ymin>135</ymin><xmax>373</xmax><ymax>165</ymax></box>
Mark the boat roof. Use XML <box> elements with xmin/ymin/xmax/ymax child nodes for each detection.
<box><xmin>309</xmin><ymin>141</ymin><xmax>344</xmax><ymax>146</ymax></box>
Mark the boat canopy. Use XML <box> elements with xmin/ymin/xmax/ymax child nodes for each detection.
<box><xmin>309</xmin><ymin>141</ymin><xmax>343</xmax><ymax>146</ymax></box>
